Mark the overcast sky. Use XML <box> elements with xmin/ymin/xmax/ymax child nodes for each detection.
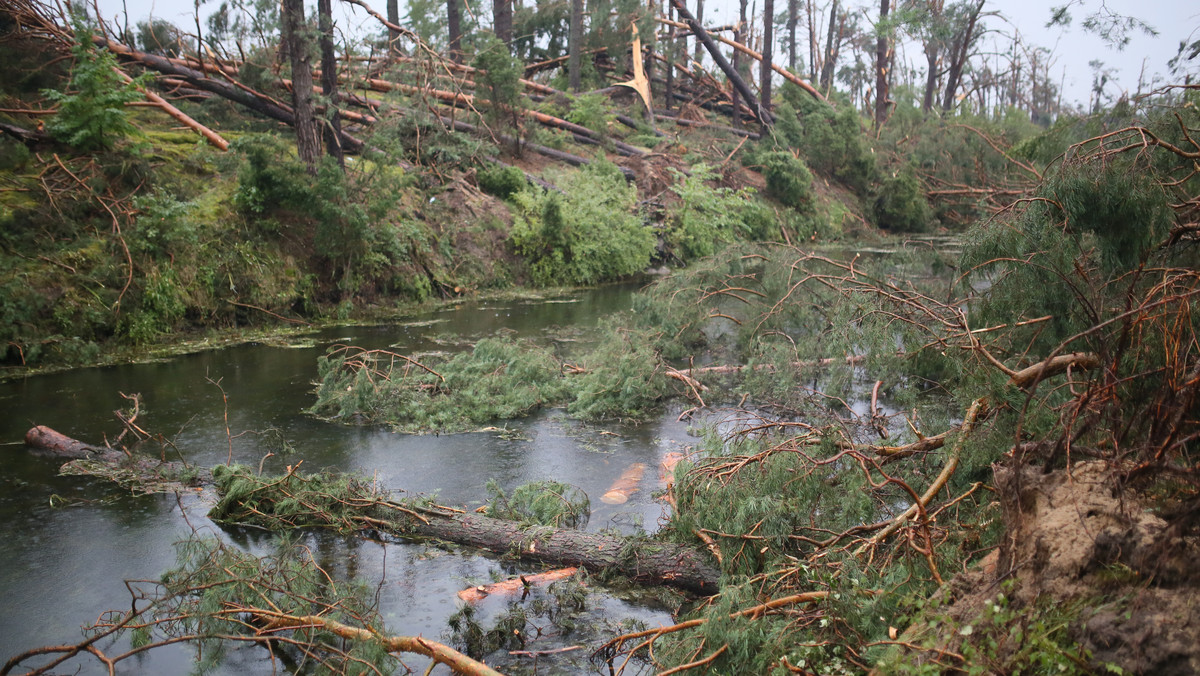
<box><xmin>94</xmin><ymin>0</ymin><xmax>1199</xmax><ymax>107</ymax></box>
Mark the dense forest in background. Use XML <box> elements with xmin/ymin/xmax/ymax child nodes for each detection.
<box><xmin>2</xmin><ymin>0</ymin><xmax>1200</xmax><ymax>673</ymax></box>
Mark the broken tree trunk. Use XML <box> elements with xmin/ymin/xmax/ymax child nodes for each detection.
<box><xmin>667</xmin><ymin>0</ymin><xmax>772</xmax><ymax>125</ymax></box>
<box><xmin>24</xmin><ymin>427</ymin><xmax>720</xmax><ymax>595</ymax></box>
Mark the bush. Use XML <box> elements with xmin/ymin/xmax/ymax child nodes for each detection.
<box><xmin>665</xmin><ymin>164</ymin><xmax>772</xmax><ymax>261</ymax></box>
<box><xmin>476</xmin><ymin>164</ymin><xmax>527</xmax><ymax>199</ymax></box>
<box><xmin>873</xmin><ymin>164</ymin><xmax>931</xmax><ymax>232</ymax></box>
<box><xmin>760</xmin><ymin>151</ymin><xmax>815</xmax><ymax>211</ymax></box>
<box><xmin>509</xmin><ymin>162</ymin><xmax>653</xmax><ymax>286</ymax></box>
<box><xmin>43</xmin><ymin>21</ymin><xmax>146</xmax><ymax>151</ymax></box>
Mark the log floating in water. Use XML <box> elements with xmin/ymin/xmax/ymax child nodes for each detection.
<box><xmin>457</xmin><ymin>566</ymin><xmax>579</xmax><ymax>603</ymax></box>
<box><xmin>600</xmin><ymin>462</ymin><xmax>646</xmax><ymax>504</ymax></box>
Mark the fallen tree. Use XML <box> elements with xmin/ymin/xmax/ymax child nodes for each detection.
<box><xmin>23</xmin><ymin>426</ymin><xmax>721</xmax><ymax>595</ymax></box>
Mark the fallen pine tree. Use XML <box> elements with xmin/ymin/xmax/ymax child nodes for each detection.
<box><xmin>23</xmin><ymin>426</ymin><xmax>721</xmax><ymax>595</ymax></box>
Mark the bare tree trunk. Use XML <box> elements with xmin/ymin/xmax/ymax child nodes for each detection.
<box><xmin>819</xmin><ymin>0</ymin><xmax>838</xmax><ymax>90</ymax></box>
<box><xmin>731</xmin><ymin>0</ymin><xmax>748</xmax><ymax>126</ymax></box>
<box><xmin>922</xmin><ymin>44</ymin><xmax>938</xmax><ymax>112</ymax></box>
<box><xmin>569</xmin><ymin>0</ymin><xmax>583</xmax><ymax>90</ymax></box>
<box><xmin>494</xmin><ymin>0</ymin><xmax>512</xmax><ymax>47</ymax></box>
<box><xmin>941</xmin><ymin>0</ymin><xmax>983</xmax><ymax>111</ymax></box>
<box><xmin>807</xmin><ymin>0</ymin><xmax>818</xmax><ymax>82</ymax></box>
<box><xmin>386</xmin><ymin>0</ymin><xmax>400</xmax><ymax>47</ymax></box>
<box><xmin>873</xmin><ymin>0</ymin><xmax>890</xmax><ymax>128</ymax></box>
<box><xmin>760</xmin><ymin>0</ymin><xmax>774</xmax><ymax>111</ymax></box>
<box><xmin>920</xmin><ymin>0</ymin><xmax>943</xmax><ymax>113</ymax></box>
<box><xmin>664</xmin><ymin>0</ymin><xmax>675</xmax><ymax>111</ymax></box>
<box><xmin>692</xmin><ymin>0</ymin><xmax>705</xmax><ymax>64</ymax></box>
<box><xmin>281</xmin><ymin>0</ymin><xmax>322</xmax><ymax>170</ymax></box>
<box><xmin>317</xmin><ymin>0</ymin><xmax>344</xmax><ymax>169</ymax></box>
<box><xmin>669</xmin><ymin>0</ymin><xmax>771</xmax><ymax>123</ymax></box>
<box><xmin>786</xmin><ymin>0</ymin><xmax>797</xmax><ymax>70</ymax></box>
<box><xmin>447</xmin><ymin>0</ymin><xmax>462</xmax><ymax>63</ymax></box>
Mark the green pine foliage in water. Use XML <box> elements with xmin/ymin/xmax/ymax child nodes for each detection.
<box><xmin>485</xmin><ymin>479</ymin><xmax>591</xmax><ymax>528</ymax></box>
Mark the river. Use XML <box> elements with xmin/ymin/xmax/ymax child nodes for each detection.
<box><xmin>0</xmin><ymin>284</ymin><xmax>685</xmax><ymax>675</ymax></box>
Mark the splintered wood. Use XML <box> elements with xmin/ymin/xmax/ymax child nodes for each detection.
<box><xmin>457</xmin><ymin>567</ymin><xmax>579</xmax><ymax>603</ymax></box>
<box><xmin>600</xmin><ymin>462</ymin><xmax>646</xmax><ymax>504</ymax></box>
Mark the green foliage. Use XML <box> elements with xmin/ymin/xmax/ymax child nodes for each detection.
<box><xmin>473</xmin><ymin>34</ymin><xmax>526</xmax><ymax>141</ymax></box>
<box><xmin>760</xmin><ymin>150</ymin><xmax>815</xmax><ymax>211</ymax></box>
<box><xmin>665</xmin><ymin>164</ymin><xmax>775</xmax><ymax>262</ymax></box>
<box><xmin>42</xmin><ymin>21</ymin><xmax>146</xmax><ymax>151</ymax></box>
<box><xmin>567</xmin><ymin>327</ymin><xmax>672</xmax><ymax>421</ymax></box>
<box><xmin>774</xmin><ymin>89</ymin><xmax>878</xmax><ymax>195</ymax></box>
<box><xmin>486</xmin><ymin>479</ymin><xmax>591</xmax><ymax>528</ymax></box>
<box><xmin>873</xmin><ymin>163</ymin><xmax>932</xmax><ymax>232</ymax></box>
<box><xmin>310</xmin><ymin>337</ymin><xmax>571</xmax><ymax>433</ymax></box>
<box><xmin>565</xmin><ymin>91</ymin><xmax>616</xmax><ymax>137</ymax></box>
<box><xmin>148</xmin><ymin>536</ymin><xmax>397</xmax><ymax>675</ymax></box>
<box><xmin>961</xmin><ymin>158</ymin><xmax>1173</xmax><ymax>353</ymax></box>
<box><xmin>509</xmin><ymin>162</ymin><xmax>653</xmax><ymax>286</ymax></box>
<box><xmin>446</xmin><ymin>572</ymin><xmax>589</xmax><ymax>659</ymax></box>
<box><xmin>476</xmin><ymin>164</ymin><xmax>527</xmax><ymax>199</ymax></box>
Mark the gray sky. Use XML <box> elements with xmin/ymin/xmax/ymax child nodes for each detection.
<box><xmin>94</xmin><ymin>0</ymin><xmax>1199</xmax><ymax>107</ymax></box>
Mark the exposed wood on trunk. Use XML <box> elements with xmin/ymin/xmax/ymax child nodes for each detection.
<box><xmin>114</xmin><ymin>68</ymin><xmax>229</xmax><ymax>150</ymax></box>
<box><xmin>457</xmin><ymin>567</ymin><xmax>579</xmax><ymax>602</ymax></box>
<box><xmin>98</xmin><ymin>38</ymin><xmax>365</xmax><ymax>152</ymax></box>
<box><xmin>260</xmin><ymin>613</ymin><xmax>504</xmax><ymax>676</ymax></box>
<box><xmin>24</xmin><ymin>428</ymin><xmax>718</xmax><ymax>593</ymax></box>
<box><xmin>600</xmin><ymin>463</ymin><xmax>647</xmax><ymax>504</ymax></box>
<box><xmin>1008</xmin><ymin>352</ymin><xmax>1101</xmax><ymax>390</ymax></box>
<box><xmin>667</xmin><ymin>0</ymin><xmax>772</xmax><ymax>124</ymax></box>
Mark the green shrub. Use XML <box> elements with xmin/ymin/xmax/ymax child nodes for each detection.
<box><xmin>509</xmin><ymin>162</ymin><xmax>653</xmax><ymax>285</ymax></box>
<box><xmin>873</xmin><ymin>164</ymin><xmax>932</xmax><ymax>232</ymax></box>
<box><xmin>42</xmin><ymin>21</ymin><xmax>146</xmax><ymax>151</ymax></box>
<box><xmin>665</xmin><ymin>164</ymin><xmax>771</xmax><ymax>261</ymax></box>
<box><xmin>477</xmin><ymin>164</ymin><xmax>527</xmax><ymax>199</ymax></box>
<box><xmin>760</xmin><ymin>151</ymin><xmax>815</xmax><ymax>211</ymax></box>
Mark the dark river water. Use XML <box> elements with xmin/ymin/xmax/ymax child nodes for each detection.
<box><xmin>0</xmin><ymin>284</ymin><xmax>688</xmax><ymax>674</ymax></box>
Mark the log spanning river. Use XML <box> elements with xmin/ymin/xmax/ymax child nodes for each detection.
<box><xmin>0</xmin><ymin>284</ymin><xmax>688</xmax><ymax>675</ymax></box>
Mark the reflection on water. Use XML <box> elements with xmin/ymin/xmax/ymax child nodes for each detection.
<box><xmin>0</xmin><ymin>284</ymin><xmax>682</xmax><ymax>674</ymax></box>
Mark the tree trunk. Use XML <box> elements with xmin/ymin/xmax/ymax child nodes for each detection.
<box><xmin>941</xmin><ymin>0</ymin><xmax>983</xmax><ymax>111</ymax></box>
<box><xmin>281</xmin><ymin>0</ymin><xmax>322</xmax><ymax>169</ymax></box>
<box><xmin>386</xmin><ymin>0</ymin><xmax>400</xmax><ymax>47</ymax></box>
<box><xmin>760</xmin><ymin>0</ymin><xmax>774</xmax><ymax>112</ymax></box>
<box><xmin>447</xmin><ymin>0</ymin><xmax>463</xmax><ymax>63</ymax></box>
<box><xmin>692</xmin><ymin>0</ymin><xmax>705</xmax><ymax>64</ymax></box>
<box><xmin>494</xmin><ymin>0</ymin><xmax>513</xmax><ymax>47</ymax></box>
<box><xmin>873</xmin><ymin>0</ymin><xmax>890</xmax><ymax>129</ymax></box>
<box><xmin>568</xmin><ymin>0</ymin><xmax>583</xmax><ymax>91</ymax></box>
<box><xmin>317</xmin><ymin>0</ymin><xmax>344</xmax><ymax>169</ymax></box>
<box><xmin>668</xmin><ymin>0</ymin><xmax>771</xmax><ymax>124</ymax></box>
<box><xmin>921</xmin><ymin>42</ymin><xmax>939</xmax><ymax>112</ymax></box>
<box><xmin>786</xmin><ymin>0</ymin><xmax>797</xmax><ymax>70</ymax></box>
<box><xmin>819</xmin><ymin>0</ymin><xmax>838</xmax><ymax>91</ymax></box>
<box><xmin>664</xmin><ymin>0</ymin><xmax>675</xmax><ymax>111</ymax></box>
<box><xmin>807</xmin><ymin>0</ymin><xmax>818</xmax><ymax>82</ymax></box>
<box><xmin>731</xmin><ymin>0</ymin><xmax>747</xmax><ymax>126</ymax></box>
<box><xmin>24</xmin><ymin>426</ymin><xmax>720</xmax><ymax>595</ymax></box>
